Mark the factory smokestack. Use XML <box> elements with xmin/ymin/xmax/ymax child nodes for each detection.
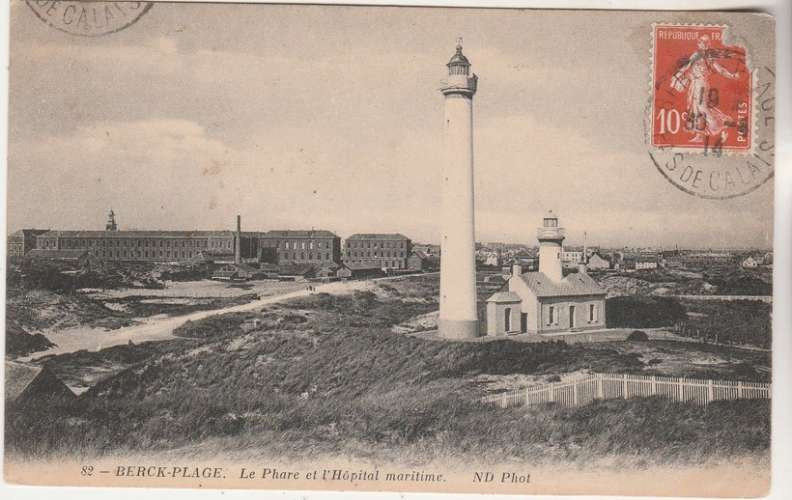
<box><xmin>235</xmin><ymin>215</ymin><xmax>241</xmax><ymax>265</ymax></box>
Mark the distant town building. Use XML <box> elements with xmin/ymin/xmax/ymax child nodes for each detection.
<box><xmin>486</xmin><ymin>212</ymin><xmax>607</xmax><ymax>336</ymax></box>
<box><xmin>560</xmin><ymin>249</ymin><xmax>585</xmax><ymax>267</ymax></box>
<box><xmin>741</xmin><ymin>256</ymin><xmax>759</xmax><ymax>268</ymax></box>
<box><xmin>258</xmin><ymin>230</ymin><xmax>341</xmax><ymax>266</ymax></box>
<box><xmin>407</xmin><ymin>250</ymin><xmax>439</xmax><ymax>272</ymax></box>
<box><xmin>337</xmin><ymin>261</ymin><xmax>386</xmax><ymax>279</ymax></box>
<box><xmin>36</xmin><ymin>230</ymin><xmax>239</xmax><ymax>263</ymax></box>
<box><xmin>587</xmin><ymin>253</ymin><xmax>611</xmax><ymax>270</ymax></box>
<box><xmin>343</xmin><ymin>233</ymin><xmax>411</xmax><ymax>270</ymax></box>
<box><xmin>413</xmin><ymin>243</ymin><xmax>441</xmax><ymax>256</ymax></box>
<box><xmin>211</xmin><ymin>262</ymin><xmax>264</xmax><ymax>281</ymax></box>
<box><xmin>7</xmin><ymin>229</ymin><xmax>49</xmax><ymax>257</ymax></box>
<box><xmin>664</xmin><ymin>251</ymin><xmax>736</xmax><ymax>269</ymax></box>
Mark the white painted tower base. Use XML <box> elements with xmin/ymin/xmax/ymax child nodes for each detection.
<box><xmin>439</xmin><ymin>41</ymin><xmax>479</xmax><ymax>340</ymax></box>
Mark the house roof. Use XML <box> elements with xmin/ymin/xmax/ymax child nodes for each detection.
<box><xmin>260</xmin><ymin>230</ymin><xmax>338</xmax><ymax>239</ymax></box>
<box><xmin>26</xmin><ymin>249</ymin><xmax>92</xmax><ymax>260</ymax></box>
<box><xmin>410</xmin><ymin>250</ymin><xmax>430</xmax><ymax>259</ymax></box>
<box><xmin>518</xmin><ymin>271</ymin><xmax>606</xmax><ymax>298</ymax></box>
<box><xmin>486</xmin><ymin>291</ymin><xmax>522</xmax><ymax>303</ymax></box>
<box><xmin>37</xmin><ymin>230</ymin><xmax>234</xmax><ymax>239</ymax></box>
<box><xmin>346</xmin><ymin>233</ymin><xmax>410</xmax><ymax>241</ymax></box>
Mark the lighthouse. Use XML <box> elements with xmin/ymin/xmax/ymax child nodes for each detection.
<box><xmin>537</xmin><ymin>210</ymin><xmax>565</xmax><ymax>283</ymax></box>
<box><xmin>438</xmin><ymin>39</ymin><xmax>479</xmax><ymax>339</ymax></box>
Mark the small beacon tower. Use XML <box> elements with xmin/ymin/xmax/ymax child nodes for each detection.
<box><xmin>439</xmin><ymin>39</ymin><xmax>479</xmax><ymax>339</ymax></box>
<box><xmin>105</xmin><ymin>209</ymin><xmax>118</xmax><ymax>232</ymax></box>
<box><xmin>537</xmin><ymin>210</ymin><xmax>565</xmax><ymax>283</ymax></box>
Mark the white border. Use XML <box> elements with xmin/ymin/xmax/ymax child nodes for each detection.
<box><xmin>0</xmin><ymin>2</ymin><xmax>789</xmax><ymax>500</ymax></box>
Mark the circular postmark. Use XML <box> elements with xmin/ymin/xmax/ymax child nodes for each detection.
<box><xmin>26</xmin><ymin>1</ymin><xmax>153</xmax><ymax>37</ymax></box>
<box><xmin>647</xmin><ymin>65</ymin><xmax>775</xmax><ymax>200</ymax></box>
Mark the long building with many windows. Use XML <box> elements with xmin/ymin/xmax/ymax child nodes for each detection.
<box><xmin>343</xmin><ymin>233</ymin><xmax>411</xmax><ymax>270</ymax></box>
<box><xmin>257</xmin><ymin>230</ymin><xmax>342</xmax><ymax>266</ymax></box>
<box><xmin>35</xmin><ymin>230</ymin><xmax>240</xmax><ymax>262</ymax></box>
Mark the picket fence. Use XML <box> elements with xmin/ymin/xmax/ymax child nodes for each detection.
<box><xmin>481</xmin><ymin>373</ymin><xmax>771</xmax><ymax>409</ymax></box>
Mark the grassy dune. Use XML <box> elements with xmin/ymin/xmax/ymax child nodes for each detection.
<box><xmin>5</xmin><ymin>286</ymin><xmax>771</xmax><ymax>466</ymax></box>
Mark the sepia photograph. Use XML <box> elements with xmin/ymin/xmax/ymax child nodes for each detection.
<box><xmin>2</xmin><ymin>1</ymin><xmax>780</xmax><ymax>497</ymax></box>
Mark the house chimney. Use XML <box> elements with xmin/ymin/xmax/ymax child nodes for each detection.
<box><xmin>235</xmin><ymin>215</ymin><xmax>241</xmax><ymax>265</ymax></box>
<box><xmin>512</xmin><ymin>263</ymin><xmax>522</xmax><ymax>276</ymax></box>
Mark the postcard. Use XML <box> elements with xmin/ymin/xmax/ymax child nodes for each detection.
<box><xmin>4</xmin><ymin>1</ymin><xmax>775</xmax><ymax>497</ymax></box>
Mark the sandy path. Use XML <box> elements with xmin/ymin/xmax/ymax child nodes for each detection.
<box><xmin>22</xmin><ymin>279</ymin><xmax>372</xmax><ymax>362</ymax></box>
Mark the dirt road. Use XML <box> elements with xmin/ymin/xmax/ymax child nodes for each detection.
<box><xmin>23</xmin><ymin>279</ymin><xmax>373</xmax><ymax>362</ymax></box>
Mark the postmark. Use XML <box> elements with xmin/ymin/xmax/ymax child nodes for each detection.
<box><xmin>25</xmin><ymin>1</ymin><xmax>153</xmax><ymax>37</ymax></box>
<box><xmin>647</xmin><ymin>23</ymin><xmax>774</xmax><ymax>199</ymax></box>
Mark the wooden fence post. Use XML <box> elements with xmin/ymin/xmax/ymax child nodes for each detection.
<box><xmin>677</xmin><ymin>378</ymin><xmax>684</xmax><ymax>402</ymax></box>
<box><xmin>549</xmin><ymin>383</ymin><xmax>555</xmax><ymax>403</ymax></box>
<box><xmin>622</xmin><ymin>373</ymin><xmax>628</xmax><ymax>399</ymax></box>
<box><xmin>707</xmin><ymin>380</ymin><xmax>714</xmax><ymax>404</ymax></box>
<box><xmin>573</xmin><ymin>382</ymin><xmax>578</xmax><ymax>406</ymax></box>
<box><xmin>737</xmin><ymin>381</ymin><xmax>743</xmax><ymax>399</ymax></box>
<box><xmin>596</xmin><ymin>373</ymin><xmax>604</xmax><ymax>399</ymax></box>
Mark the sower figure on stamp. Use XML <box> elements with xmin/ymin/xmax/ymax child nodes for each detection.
<box><xmin>670</xmin><ymin>34</ymin><xmax>741</xmax><ymax>144</ymax></box>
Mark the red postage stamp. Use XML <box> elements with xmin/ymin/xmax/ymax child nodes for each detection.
<box><xmin>651</xmin><ymin>24</ymin><xmax>751</xmax><ymax>152</ymax></box>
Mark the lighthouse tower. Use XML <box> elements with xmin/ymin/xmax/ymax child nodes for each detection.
<box><xmin>537</xmin><ymin>210</ymin><xmax>565</xmax><ymax>283</ymax></box>
<box><xmin>439</xmin><ymin>39</ymin><xmax>479</xmax><ymax>339</ymax></box>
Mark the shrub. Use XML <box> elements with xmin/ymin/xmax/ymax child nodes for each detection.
<box><xmin>606</xmin><ymin>296</ymin><xmax>686</xmax><ymax>328</ymax></box>
<box><xmin>627</xmin><ymin>330</ymin><xmax>649</xmax><ymax>341</ymax></box>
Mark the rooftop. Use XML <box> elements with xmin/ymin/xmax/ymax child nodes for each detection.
<box><xmin>346</xmin><ymin>233</ymin><xmax>410</xmax><ymax>240</ymax></box>
<box><xmin>37</xmin><ymin>230</ymin><xmax>235</xmax><ymax>239</ymax></box>
<box><xmin>260</xmin><ymin>230</ymin><xmax>338</xmax><ymax>239</ymax></box>
<box><xmin>486</xmin><ymin>291</ymin><xmax>522</xmax><ymax>303</ymax></box>
<box><xmin>518</xmin><ymin>271</ymin><xmax>606</xmax><ymax>298</ymax></box>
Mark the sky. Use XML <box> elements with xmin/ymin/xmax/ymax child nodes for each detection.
<box><xmin>7</xmin><ymin>3</ymin><xmax>774</xmax><ymax>248</ymax></box>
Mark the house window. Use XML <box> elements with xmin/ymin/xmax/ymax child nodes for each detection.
<box><xmin>504</xmin><ymin>307</ymin><xmax>511</xmax><ymax>331</ymax></box>
<box><xmin>589</xmin><ymin>304</ymin><xmax>597</xmax><ymax>322</ymax></box>
<box><xmin>548</xmin><ymin>306</ymin><xmax>555</xmax><ymax>325</ymax></box>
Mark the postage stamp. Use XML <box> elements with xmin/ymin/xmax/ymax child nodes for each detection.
<box><xmin>647</xmin><ymin>20</ymin><xmax>774</xmax><ymax>199</ymax></box>
<box><xmin>651</xmin><ymin>24</ymin><xmax>752</xmax><ymax>152</ymax></box>
<box><xmin>25</xmin><ymin>1</ymin><xmax>153</xmax><ymax>37</ymax></box>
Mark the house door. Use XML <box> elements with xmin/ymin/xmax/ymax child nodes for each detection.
<box><xmin>521</xmin><ymin>313</ymin><xmax>528</xmax><ymax>333</ymax></box>
<box><xmin>569</xmin><ymin>305</ymin><xmax>576</xmax><ymax>329</ymax></box>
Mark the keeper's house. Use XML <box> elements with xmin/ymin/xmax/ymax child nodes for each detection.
<box><xmin>486</xmin><ymin>212</ymin><xmax>607</xmax><ymax>336</ymax></box>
